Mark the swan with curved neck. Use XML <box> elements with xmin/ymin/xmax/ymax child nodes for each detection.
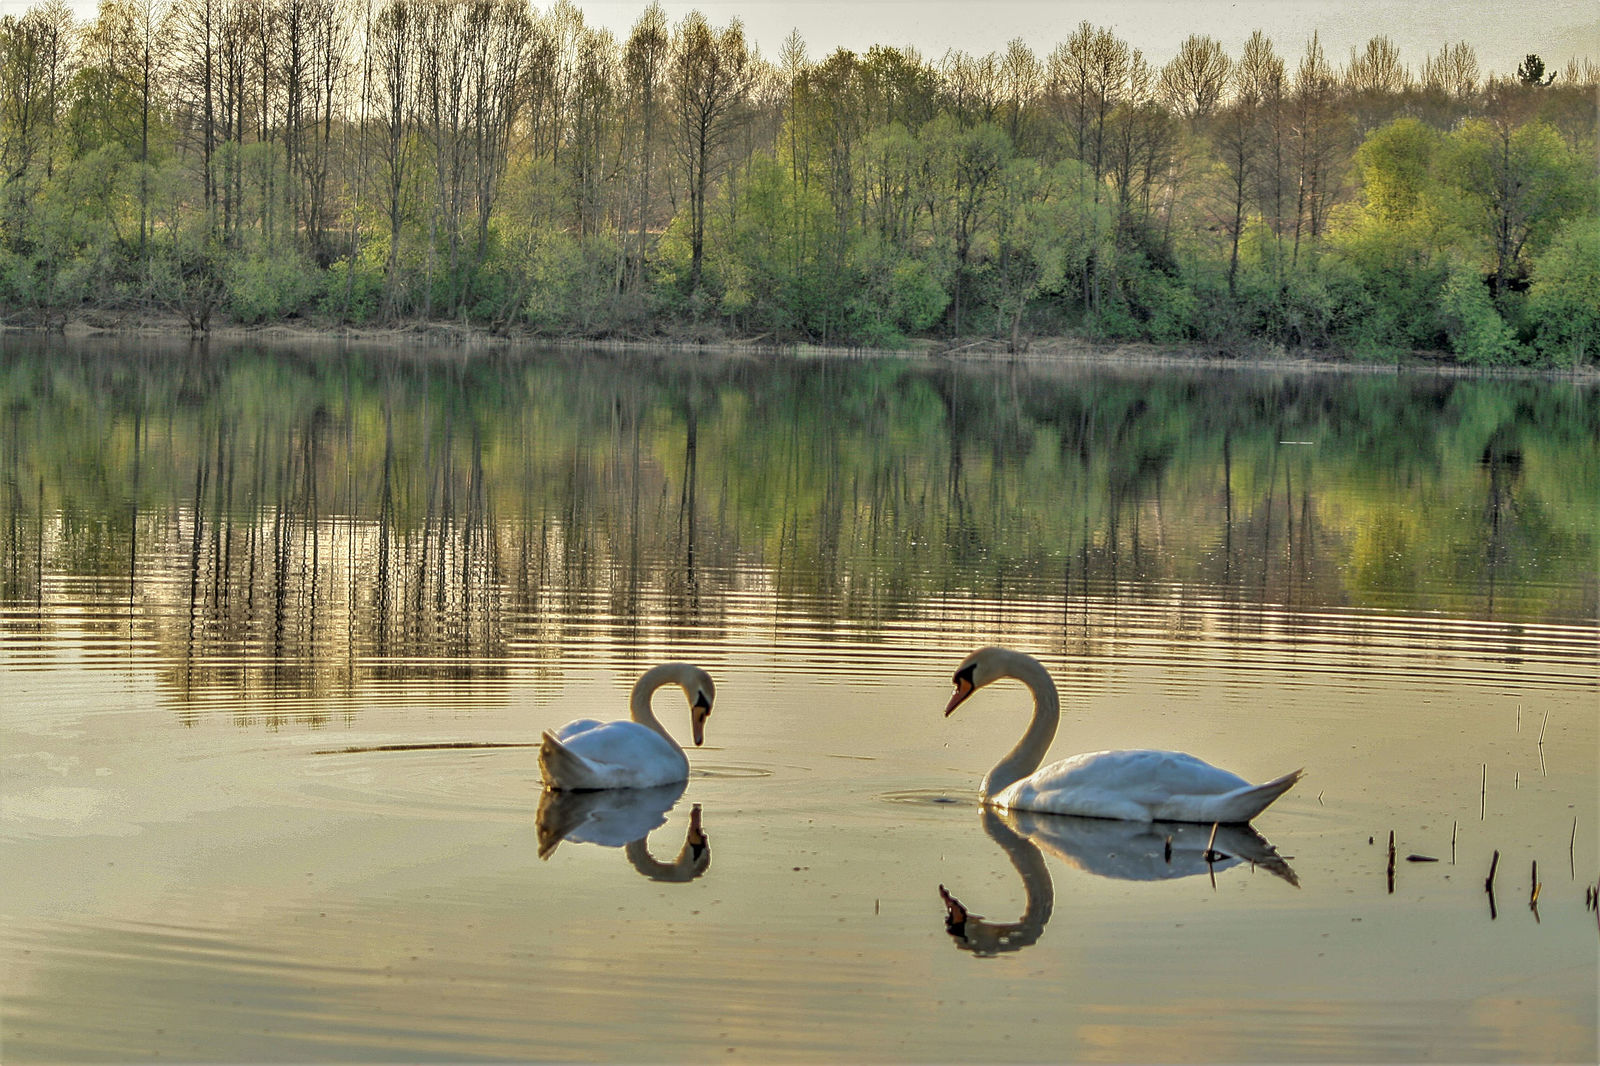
<box><xmin>539</xmin><ymin>663</ymin><xmax>715</xmax><ymax>791</ymax></box>
<box><xmin>945</xmin><ymin>647</ymin><xmax>1301</xmax><ymax>823</ymax></box>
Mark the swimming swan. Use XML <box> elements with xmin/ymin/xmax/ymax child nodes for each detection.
<box><xmin>944</xmin><ymin>647</ymin><xmax>1301</xmax><ymax>823</ymax></box>
<box><xmin>539</xmin><ymin>663</ymin><xmax>715</xmax><ymax>791</ymax></box>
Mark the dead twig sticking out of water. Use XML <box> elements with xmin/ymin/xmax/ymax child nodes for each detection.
<box><xmin>1203</xmin><ymin>823</ymin><xmax>1223</xmax><ymax>890</ymax></box>
<box><xmin>1537</xmin><ymin>711</ymin><xmax>1550</xmax><ymax>776</ymax></box>
<box><xmin>1386</xmin><ymin>831</ymin><xmax>1396</xmax><ymax>894</ymax></box>
<box><xmin>1480</xmin><ymin>764</ymin><xmax>1487</xmax><ymax>820</ymax></box>
<box><xmin>1571</xmin><ymin>817</ymin><xmax>1578</xmax><ymax>878</ymax></box>
<box><xmin>1529</xmin><ymin>860</ymin><xmax>1542</xmax><ymax>922</ymax></box>
<box><xmin>1451</xmin><ymin>821</ymin><xmax>1458</xmax><ymax>865</ymax></box>
<box><xmin>1485</xmin><ymin>849</ymin><xmax>1501</xmax><ymax>920</ymax></box>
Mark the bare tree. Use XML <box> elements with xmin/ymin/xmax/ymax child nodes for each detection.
<box><xmin>939</xmin><ymin>49</ymin><xmax>1001</xmax><ymax>130</ymax></box>
<box><xmin>1420</xmin><ymin>41</ymin><xmax>1479</xmax><ymax>101</ymax></box>
<box><xmin>620</xmin><ymin>1</ymin><xmax>669</xmax><ymax>290</ymax></box>
<box><xmin>567</xmin><ymin>25</ymin><xmax>616</xmax><ymax>239</ymax></box>
<box><xmin>1217</xmin><ymin>30</ymin><xmax>1281</xmax><ymax>294</ymax></box>
<box><xmin>1345</xmin><ymin>36</ymin><xmax>1408</xmax><ymax>95</ymax></box>
<box><xmin>369</xmin><ymin>0</ymin><xmax>412</xmax><ymax>312</ymax></box>
<box><xmin>467</xmin><ymin>0</ymin><xmax>531</xmax><ymax>262</ymax></box>
<box><xmin>1046</xmin><ymin>22</ymin><xmax>1129</xmax><ymax>186</ymax></box>
<box><xmin>668</xmin><ymin>10</ymin><xmax>750</xmax><ymax>291</ymax></box>
<box><xmin>1289</xmin><ymin>32</ymin><xmax>1346</xmax><ymax>261</ymax></box>
<box><xmin>1158</xmin><ymin>34</ymin><xmax>1231</xmax><ymax>122</ymax></box>
<box><xmin>997</xmin><ymin>37</ymin><xmax>1041</xmax><ymax>150</ymax></box>
<box><xmin>1105</xmin><ymin>46</ymin><xmax>1174</xmax><ymax>235</ymax></box>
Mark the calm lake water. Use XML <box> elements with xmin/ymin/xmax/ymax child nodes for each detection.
<box><xmin>2</xmin><ymin>338</ymin><xmax>1596</xmax><ymax>1063</ymax></box>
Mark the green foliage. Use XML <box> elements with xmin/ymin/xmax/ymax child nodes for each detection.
<box><xmin>0</xmin><ymin>2</ymin><xmax>1594</xmax><ymax>366</ymax></box>
<box><xmin>1516</xmin><ymin>54</ymin><xmax>1553</xmax><ymax>87</ymax></box>
<box><xmin>846</xmin><ymin>236</ymin><xmax>949</xmax><ymax>346</ymax></box>
<box><xmin>1440</xmin><ymin>259</ymin><xmax>1525</xmax><ymax>365</ymax></box>
<box><xmin>320</xmin><ymin>251</ymin><xmax>387</xmax><ymax>325</ymax></box>
<box><xmin>226</xmin><ymin>249</ymin><xmax>323</xmax><ymax>325</ymax></box>
<box><xmin>1527</xmin><ymin>214</ymin><xmax>1600</xmax><ymax>366</ymax></box>
<box><xmin>1353</xmin><ymin>118</ymin><xmax>1445</xmax><ymax>224</ymax></box>
<box><xmin>1441</xmin><ymin>119</ymin><xmax>1590</xmax><ymax>288</ymax></box>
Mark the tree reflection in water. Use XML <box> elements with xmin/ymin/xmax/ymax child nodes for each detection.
<box><xmin>2</xmin><ymin>339</ymin><xmax>1594</xmax><ymax>719</ymax></box>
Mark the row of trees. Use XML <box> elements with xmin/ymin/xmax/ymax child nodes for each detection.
<box><xmin>0</xmin><ymin>0</ymin><xmax>1596</xmax><ymax>363</ymax></box>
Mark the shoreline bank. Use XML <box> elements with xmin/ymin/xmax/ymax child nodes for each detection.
<box><xmin>7</xmin><ymin>312</ymin><xmax>1596</xmax><ymax>382</ymax></box>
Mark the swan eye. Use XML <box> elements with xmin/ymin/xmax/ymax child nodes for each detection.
<box><xmin>952</xmin><ymin>665</ymin><xmax>976</xmax><ymax>688</ymax></box>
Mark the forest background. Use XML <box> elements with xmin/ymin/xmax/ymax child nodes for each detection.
<box><xmin>0</xmin><ymin>0</ymin><xmax>1596</xmax><ymax>365</ymax></box>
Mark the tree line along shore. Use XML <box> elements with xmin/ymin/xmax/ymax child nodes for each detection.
<box><xmin>0</xmin><ymin>1</ymin><xmax>1596</xmax><ymax>366</ymax></box>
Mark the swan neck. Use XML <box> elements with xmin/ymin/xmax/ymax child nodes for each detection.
<box><xmin>628</xmin><ymin>665</ymin><xmax>684</xmax><ymax>751</ymax></box>
<box><xmin>981</xmin><ymin>655</ymin><xmax>1060</xmax><ymax>798</ymax></box>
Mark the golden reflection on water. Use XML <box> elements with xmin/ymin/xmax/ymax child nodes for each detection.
<box><xmin>1</xmin><ymin>342</ymin><xmax>1596</xmax><ymax>1062</ymax></box>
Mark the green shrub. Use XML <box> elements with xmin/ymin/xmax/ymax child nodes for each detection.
<box><xmin>1440</xmin><ymin>260</ymin><xmax>1526</xmax><ymax>365</ymax></box>
<box><xmin>226</xmin><ymin>249</ymin><xmax>323</xmax><ymax>324</ymax></box>
<box><xmin>319</xmin><ymin>249</ymin><xmax>386</xmax><ymax>325</ymax></box>
<box><xmin>1527</xmin><ymin>215</ymin><xmax>1600</xmax><ymax>366</ymax></box>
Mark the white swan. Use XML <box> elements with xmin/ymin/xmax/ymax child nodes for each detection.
<box><xmin>539</xmin><ymin>663</ymin><xmax>715</xmax><ymax>791</ymax></box>
<box><xmin>944</xmin><ymin>647</ymin><xmax>1301</xmax><ymax>823</ymax></box>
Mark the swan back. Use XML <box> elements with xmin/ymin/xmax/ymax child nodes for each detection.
<box><xmin>944</xmin><ymin>647</ymin><xmax>1301</xmax><ymax>823</ymax></box>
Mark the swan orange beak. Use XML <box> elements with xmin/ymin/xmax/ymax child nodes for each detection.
<box><xmin>944</xmin><ymin>677</ymin><xmax>975</xmax><ymax>716</ymax></box>
<box><xmin>691</xmin><ymin>699</ymin><xmax>711</xmax><ymax>746</ymax></box>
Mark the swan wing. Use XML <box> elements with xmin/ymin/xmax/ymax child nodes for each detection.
<box><xmin>539</xmin><ymin>719</ymin><xmax>688</xmax><ymax>791</ymax></box>
<box><xmin>994</xmin><ymin>750</ymin><xmax>1296</xmax><ymax>823</ymax></box>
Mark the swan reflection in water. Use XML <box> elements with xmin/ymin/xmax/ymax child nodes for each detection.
<box><xmin>535</xmin><ymin>782</ymin><xmax>711</xmax><ymax>883</ymax></box>
<box><xmin>940</xmin><ymin>808</ymin><xmax>1297</xmax><ymax>956</ymax></box>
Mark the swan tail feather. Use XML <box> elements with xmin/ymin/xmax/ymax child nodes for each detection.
<box><xmin>1215</xmin><ymin>768</ymin><xmax>1303</xmax><ymax>823</ymax></box>
<box><xmin>538</xmin><ymin>731</ymin><xmax>597</xmax><ymax>791</ymax></box>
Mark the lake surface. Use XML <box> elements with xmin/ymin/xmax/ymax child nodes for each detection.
<box><xmin>2</xmin><ymin>338</ymin><xmax>1596</xmax><ymax>1063</ymax></box>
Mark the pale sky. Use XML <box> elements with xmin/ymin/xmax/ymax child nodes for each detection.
<box><xmin>576</xmin><ymin>1</ymin><xmax>1598</xmax><ymax>78</ymax></box>
<box><xmin>12</xmin><ymin>0</ymin><xmax>1598</xmax><ymax>80</ymax></box>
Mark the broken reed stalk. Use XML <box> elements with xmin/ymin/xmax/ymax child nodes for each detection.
<box><xmin>1537</xmin><ymin>709</ymin><xmax>1549</xmax><ymax>746</ymax></box>
<box><xmin>1451</xmin><ymin>820</ymin><xmax>1458</xmax><ymax>865</ymax></box>
<box><xmin>1485</xmin><ymin>849</ymin><xmax>1501</xmax><ymax>921</ymax></box>
<box><xmin>1530</xmin><ymin>860</ymin><xmax>1541</xmax><ymax>906</ymax></box>
<box><xmin>1386</xmin><ymin>830</ymin><xmax>1396</xmax><ymax>893</ymax></box>
<box><xmin>1480</xmin><ymin>764</ymin><xmax>1487</xmax><ymax>820</ymax></box>
<box><xmin>1571</xmin><ymin>817</ymin><xmax>1578</xmax><ymax>878</ymax></box>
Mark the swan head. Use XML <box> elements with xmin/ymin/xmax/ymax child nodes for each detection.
<box><xmin>684</xmin><ymin>669</ymin><xmax>715</xmax><ymax>746</ymax></box>
<box><xmin>944</xmin><ymin>646</ymin><xmax>1024</xmax><ymax>716</ymax></box>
